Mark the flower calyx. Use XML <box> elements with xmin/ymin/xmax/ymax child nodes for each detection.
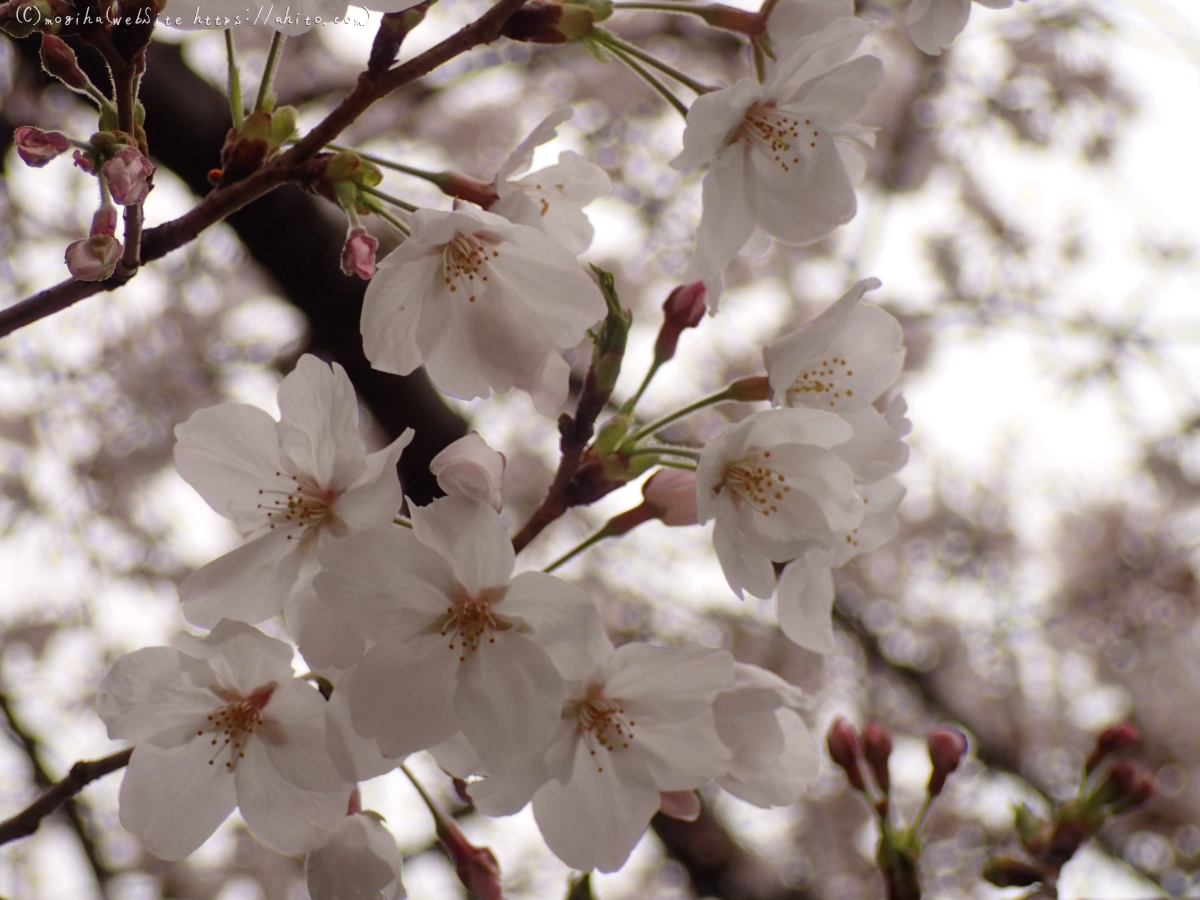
<box><xmin>502</xmin><ymin>0</ymin><xmax>609</xmax><ymax>44</ymax></box>
<box><xmin>210</xmin><ymin>105</ymin><xmax>298</xmax><ymax>188</ymax></box>
<box><xmin>305</xmin><ymin>149</ymin><xmax>384</xmax><ymax>216</ymax></box>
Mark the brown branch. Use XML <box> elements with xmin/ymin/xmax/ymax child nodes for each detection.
<box><xmin>0</xmin><ymin>0</ymin><xmax>530</xmax><ymax>340</ymax></box>
<box><xmin>0</xmin><ymin>747</ymin><xmax>132</xmax><ymax>849</ymax></box>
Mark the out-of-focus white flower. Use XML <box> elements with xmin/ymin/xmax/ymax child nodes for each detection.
<box><xmin>430</xmin><ymin>432</ymin><xmax>506</xmax><ymax>512</ymax></box>
<box><xmin>906</xmin><ymin>0</ymin><xmax>1025</xmax><ymax>56</ymax></box>
<box><xmin>671</xmin><ymin>17</ymin><xmax>882</xmax><ymax>308</ymax></box>
<box><xmin>96</xmin><ymin>620</ymin><xmax>350</xmax><ymax>859</ymax></box>
<box><xmin>470</xmin><ymin>641</ymin><xmax>734</xmax><ymax>873</ymax></box>
<box><xmin>173</xmin><ymin>355</ymin><xmax>412</xmax><ymax>666</ymax></box>
<box><xmin>306</xmin><ymin>808</ymin><xmax>406</xmax><ymax>900</ymax></box>
<box><xmin>715</xmin><ymin>663</ymin><xmax>820</xmax><ymax>806</ymax></box>
<box><xmin>314</xmin><ymin>496</ymin><xmax>609</xmax><ymax>769</ymax></box>
<box><xmin>361</xmin><ymin>206</ymin><xmax>605</xmax><ymax>413</ymax></box>
<box><xmin>490</xmin><ymin>108</ymin><xmax>612</xmax><ymax>254</ymax></box>
<box><xmin>696</xmin><ymin>408</ymin><xmax>863</xmax><ymax>600</ymax></box>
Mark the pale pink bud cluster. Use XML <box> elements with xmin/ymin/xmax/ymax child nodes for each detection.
<box><xmin>14</xmin><ymin>126</ymin><xmax>70</xmax><ymax>168</ymax></box>
<box><xmin>102</xmin><ymin>146</ymin><xmax>155</xmax><ymax>206</ymax></box>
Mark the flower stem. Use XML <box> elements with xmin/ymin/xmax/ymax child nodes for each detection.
<box><xmin>544</xmin><ymin>529</ymin><xmax>612</xmax><ymax>573</ymax></box>
<box><xmin>611</xmin><ymin>1</ymin><xmax>713</xmax><ymax>11</ymax></box>
<box><xmin>368</xmin><ymin>200</ymin><xmax>412</xmax><ymax>236</ymax></box>
<box><xmin>593</xmin><ymin>29</ymin><xmax>714</xmax><ymax>95</ymax></box>
<box><xmin>602</xmin><ymin>44</ymin><xmax>689</xmax><ymax>118</ymax></box>
<box><xmin>254</xmin><ymin>32</ymin><xmax>286</xmax><ymax>112</ymax></box>
<box><xmin>544</xmin><ymin>503</ymin><xmax>657</xmax><ymax>572</ymax></box>
<box><xmin>326</xmin><ymin>143</ymin><xmax>442</xmax><ymax>181</ymax></box>
<box><xmin>654</xmin><ymin>458</ymin><xmax>698</xmax><ymax>471</ymax></box>
<box><xmin>623</xmin><ymin>360</ymin><xmax>664</xmax><ymax>414</ymax></box>
<box><xmin>624</xmin><ymin>444</ymin><xmax>701</xmax><ymax>461</ymax></box>
<box><xmin>626</xmin><ymin>385</ymin><xmax>738</xmax><ymax>443</ymax></box>
<box><xmin>359</xmin><ymin>183</ymin><xmax>419</xmax><ymax>213</ymax></box>
<box><xmin>400</xmin><ymin>763</ymin><xmax>440</xmax><ymax>814</ymax></box>
<box><xmin>225</xmin><ymin>30</ymin><xmax>244</xmax><ymax>130</ymax></box>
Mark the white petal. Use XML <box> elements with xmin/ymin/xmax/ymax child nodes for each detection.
<box><xmin>325</xmin><ymin>668</ymin><xmax>399</xmax><ymax>783</ymax></box>
<box><xmin>713</xmin><ymin>518</ymin><xmax>778</xmax><ymax>600</ymax></box>
<box><xmin>361</xmin><ymin>254</ymin><xmax>441</xmax><ymax>377</ymax></box>
<box><xmin>258</xmin><ymin>679</ymin><xmax>349</xmax><ymax>793</ymax></box>
<box><xmin>430</xmin><ymin>432</ymin><xmax>506</xmax><ymax>513</ymax></box>
<box><xmin>605</xmin><ymin>642</ymin><xmax>734</xmax><ymax>715</ymax></box>
<box><xmin>519</xmin><ymin>352</ymin><xmax>571</xmax><ymax>418</ymax></box>
<box><xmin>834</xmin><ymin>406</ymin><xmax>910</xmax><ymax>482</ymax></box>
<box><xmin>306</xmin><ymin>814</ymin><xmax>407</xmax><ymax>900</ymax></box>
<box><xmin>907</xmin><ymin>0</ymin><xmax>970</xmax><ymax>55</ymax></box>
<box><xmin>428</xmin><ymin>733</ymin><xmax>482</xmax><ymax>778</ymax></box>
<box><xmin>276</xmin><ymin>356</ymin><xmax>366</xmax><ymax>491</ymax></box>
<box><xmin>767</xmin><ymin>16</ymin><xmax>875</xmax><ymax>94</ymax></box>
<box><xmin>118</xmin><ymin>740</ymin><xmax>237</xmax><ymax>860</ymax></box>
<box><xmin>685</xmin><ymin>146</ymin><xmax>757</xmax><ymax>313</ymax></box>
<box><xmin>658</xmin><ymin>791</ymin><xmax>701</xmax><ymax>821</ymax></box>
<box><xmin>333</xmin><ymin>430</ymin><xmax>413</xmax><ymax>532</ymax></box>
<box><xmin>497</xmin><ymin>107</ymin><xmax>573</xmax><ymax>181</ymax></box>
<box><xmin>235</xmin><ymin>738</ymin><xmax>349</xmax><ymax>854</ymax></box>
<box><xmin>97</xmin><ymin>647</ymin><xmax>218</xmax><ymax>745</ymax></box>
<box><xmin>186</xmin><ymin>619</ymin><xmax>298</xmax><ymax>696</ymax></box>
<box><xmin>719</xmin><ymin>709</ymin><xmax>819</xmax><ymax>807</ymax></box>
<box><xmin>632</xmin><ymin>712</ymin><xmax>732</xmax><ymax>791</ymax></box>
<box><xmin>180</xmin><ymin>528</ymin><xmax>303</xmax><ymax>628</ymax></box>
<box><xmin>831</xmin><ymin>480</ymin><xmax>905</xmax><ymax>566</ymax></box>
<box><xmin>766</xmin><ymin>0</ymin><xmax>854</xmax><ymax>50</ymax></box>
<box><xmin>752</xmin><ymin>132</ymin><xmax>856</xmax><ymax>246</ymax></box>
<box><xmin>775</xmin><ymin>549</ymin><xmax>836</xmax><ymax>652</ymax></box>
<box><xmin>502</xmin><ymin>572</ymin><xmax>610</xmax><ymax>678</ymax></box>
<box><xmin>174</xmin><ymin>402</ymin><xmax>284</xmax><ymax>532</ymax></box>
<box><xmin>410</xmin><ymin>496</ymin><xmax>514</xmax><ymax>595</ymax></box>
<box><xmin>672</xmin><ymin>79</ymin><xmax>762</xmax><ymax>171</ymax></box>
<box><xmin>288</xmin><ymin>578</ymin><xmax>367</xmax><ymax>671</ymax></box>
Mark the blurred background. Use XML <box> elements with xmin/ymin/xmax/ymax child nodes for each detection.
<box><xmin>2</xmin><ymin>0</ymin><xmax>1200</xmax><ymax>896</ymax></box>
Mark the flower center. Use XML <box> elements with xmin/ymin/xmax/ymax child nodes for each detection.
<box><xmin>199</xmin><ymin>683</ymin><xmax>276</xmax><ymax>770</ymax></box>
<box><xmin>738</xmin><ymin>102</ymin><xmax>822</xmax><ymax>173</ymax></box>
<box><xmin>257</xmin><ymin>471</ymin><xmax>339</xmax><ymax>541</ymax></box>
<box><xmin>441</xmin><ymin>231</ymin><xmax>500</xmax><ymax>303</ymax></box>
<box><xmin>440</xmin><ymin>587</ymin><xmax>511</xmax><ymax>661</ymax></box>
<box><xmin>720</xmin><ymin>450</ymin><xmax>791</xmax><ymax>517</ymax></box>
<box><xmin>785</xmin><ymin>356</ymin><xmax>854</xmax><ymax>409</ymax></box>
<box><xmin>575</xmin><ymin>685</ymin><xmax>635</xmax><ymax>772</ymax></box>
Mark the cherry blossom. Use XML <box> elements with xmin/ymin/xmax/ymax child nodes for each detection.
<box><xmin>696</xmin><ymin>407</ymin><xmax>864</xmax><ymax>600</ymax></box>
<box><xmin>489</xmin><ymin>108</ymin><xmax>613</xmax><ymax>254</ymax></box>
<box><xmin>173</xmin><ymin>354</ymin><xmax>413</xmax><ymax>656</ymax></box>
<box><xmin>764</xmin><ymin>0</ymin><xmax>854</xmax><ymax>60</ymax></box>
<box><xmin>96</xmin><ymin>620</ymin><xmax>350</xmax><ymax>859</ymax></box>
<box><xmin>714</xmin><ymin>663</ymin><xmax>820</xmax><ymax>806</ymax></box>
<box><xmin>671</xmin><ymin>17</ymin><xmax>883</xmax><ymax>308</ymax></box>
<box><xmin>14</xmin><ymin>126</ymin><xmax>70</xmax><ymax>167</ymax></box>
<box><xmin>907</xmin><ymin>0</ymin><xmax>1025</xmax><ymax>56</ymax></box>
<box><xmin>429</xmin><ymin>432</ymin><xmax>506</xmax><ymax>513</ymax></box>
<box><xmin>306</xmin><ymin>806</ymin><xmax>407</xmax><ymax>900</ymax></box>
<box><xmin>468</xmin><ymin>641</ymin><xmax>734</xmax><ymax>873</ymax></box>
<box><xmin>102</xmin><ymin>146</ymin><xmax>155</xmax><ymax>206</ymax></box>
<box><xmin>65</xmin><ymin>233</ymin><xmax>122</xmax><ymax>281</ymax></box>
<box><xmin>314</xmin><ymin>495</ymin><xmax>609</xmax><ymax>769</ymax></box>
<box><xmin>642</xmin><ymin>469</ymin><xmax>700</xmax><ymax>526</ymax></box>
<box><xmin>361</xmin><ymin>206</ymin><xmax>605</xmax><ymax>411</ymax></box>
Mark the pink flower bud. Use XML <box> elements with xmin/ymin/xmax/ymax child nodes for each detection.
<box><xmin>926</xmin><ymin>727</ymin><xmax>967</xmax><ymax>796</ymax></box>
<box><xmin>430</xmin><ymin>432</ymin><xmax>506</xmax><ymax>512</ymax></box>
<box><xmin>91</xmin><ymin>205</ymin><xmax>119</xmax><ymax>237</ymax></box>
<box><xmin>862</xmin><ymin>721</ymin><xmax>893</xmax><ymax>795</ymax></box>
<box><xmin>102</xmin><ymin>146</ymin><xmax>154</xmax><ymax>206</ymax></box>
<box><xmin>826</xmin><ymin>717</ymin><xmax>867</xmax><ymax>792</ymax></box>
<box><xmin>658</xmin><ymin>790</ymin><xmax>701</xmax><ymax>822</ymax></box>
<box><xmin>642</xmin><ymin>469</ymin><xmax>699</xmax><ymax>526</ymax></box>
<box><xmin>65</xmin><ymin>234</ymin><xmax>122</xmax><ymax>281</ymax></box>
<box><xmin>436</xmin><ymin>815</ymin><xmax>504</xmax><ymax>900</ymax></box>
<box><xmin>1094</xmin><ymin>759</ymin><xmax>1155</xmax><ymax>814</ymax></box>
<box><xmin>653</xmin><ymin>281</ymin><xmax>707</xmax><ymax>364</ymax></box>
<box><xmin>429</xmin><ymin>171</ymin><xmax>500</xmax><ymax>208</ymax></box>
<box><xmin>340</xmin><ymin>227</ymin><xmax>379</xmax><ymax>280</ymax></box>
<box><xmin>14</xmin><ymin>126</ymin><xmax>70</xmax><ymax>168</ymax></box>
<box><xmin>1085</xmin><ymin>722</ymin><xmax>1139</xmax><ymax>775</ymax></box>
<box><xmin>40</xmin><ymin>35</ymin><xmax>90</xmax><ymax>92</ymax></box>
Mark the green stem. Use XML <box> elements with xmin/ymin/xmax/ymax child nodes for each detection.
<box><xmin>225</xmin><ymin>30</ymin><xmax>244</xmax><ymax>130</ymax></box>
<box><xmin>654</xmin><ymin>458</ymin><xmax>698</xmax><ymax>471</ymax></box>
<box><xmin>622</xmin><ymin>360</ymin><xmax>664</xmax><ymax>414</ymax></box>
<box><xmin>359</xmin><ymin>183</ymin><xmax>419</xmax><ymax>212</ymax></box>
<box><xmin>254</xmin><ymin>32</ymin><xmax>286</xmax><ymax>112</ymax></box>
<box><xmin>625</xmin><ymin>445</ymin><xmax>701</xmax><ymax>461</ymax></box>
<box><xmin>400</xmin><ymin>763</ymin><xmax>440</xmax><ymax>815</ymax></box>
<box><xmin>912</xmin><ymin>795</ymin><xmax>933</xmax><ymax>832</ymax></box>
<box><xmin>593</xmin><ymin>29</ymin><xmax>713</xmax><ymax>94</ymax></box>
<box><xmin>611</xmin><ymin>1</ymin><xmax>713</xmax><ymax>11</ymax></box>
<box><xmin>326</xmin><ymin>143</ymin><xmax>443</xmax><ymax>181</ymax></box>
<box><xmin>626</xmin><ymin>385</ymin><xmax>737</xmax><ymax>443</ymax></box>
<box><xmin>544</xmin><ymin>529</ymin><xmax>612</xmax><ymax>573</ymax></box>
<box><xmin>367</xmin><ymin>200</ymin><xmax>412</xmax><ymax>236</ymax></box>
<box><xmin>603</xmin><ymin>44</ymin><xmax>689</xmax><ymax>118</ymax></box>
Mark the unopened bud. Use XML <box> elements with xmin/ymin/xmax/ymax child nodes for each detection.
<box><xmin>699</xmin><ymin>2</ymin><xmax>763</xmax><ymax>34</ymax></box>
<box><xmin>642</xmin><ymin>469</ymin><xmax>698</xmax><ymax>526</ymax></box>
<box><xmin>66</xmin><ymin>233</ymin><xmax>122</xmax><ymax>281</ymax></box>
<box><xmin>14</xmin><ymin>126</ymin><xmax>70</xmax><ymax>167</ymax></box>
<box><xmin>40</xmin><ymin>35</ymin><xmax>90</xmax><ymax>90</ymax></box>
<box><xmin>1085</xmin><ymin>722</ymin><xmax>1140</xmax><ymax>775</ymax></box>
<box><xmin>981</xmin><ymin>855</ymin><xmax>1043</xmax><ymax>888</ymax></box>
<box><xmin>430</xmin><ymin>432</ymin><xmax>506</xmax><ymax>513</ymax></box>
<box><xmin>436</xmin><ymin>815</ymin><xmax>504</xmax><ymax>900</ymax></box>
<box><xmin>727</xmin><ymin>374</ymin><xmax>772</xmax><ymax>403</ymax></box>
<box><xmin>826</xmin><ymin>717</ymin><xmax>867</xmax><ymax>792</ymax></box>
<box><xmin>861</xmin><ymin>721</ymin><xmax>893</xmax><ymax>795</ymax></box>
<box><xmin>340</xmin><ymin>227</ymin><xmax>378</xmax><ymax>281</ymax></box>
<box><xmin>428</xmin><ymin>171</ymin><xmax>500</xmax><ymax>208</ymax></box>
<box><xmin>102</xmin><ymin>146</ymin><xmax>154</xmax><ymax>205</ymax></box>
<box><xmin>926</xmin><ymin>727</ymin><xmax>967</xmax><ymax>797</ymax></box>
<box><xmin>653</xmin><ymin>281</ymin><xmax>706</xmax><ymax>365</ymax></box>
<box><xmin>502</xmin><ymin>0</ymin><xmax>596</xmax><ymax>43</ymax></box>
<box><xmin>1093</xmin><ymin>760</ymin><xmax>1155</xmax><ymax>814</ymax></box>
<box><xmin>368</xmin><ymin>2</ymin><xmax>431</xmax><ymax>72</ymax></box>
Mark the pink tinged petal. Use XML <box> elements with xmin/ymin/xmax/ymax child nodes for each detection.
<box><xmin>502</xmin><ymin>572</ymin><xmax>610</xmax><ymax>678</ymax></box>
<box><xmin>325</xmin><ymin>668</ymin><xmax>398</xmax><ymax>783</ymax></box>
<box><xmin>180</xmin><ymin>528</ymin><xmax>303</xmax><ymax>628</ymax></box>
<box><xmin>775</xmin><ymin>549</ymin><xmax>836</xmax><ymax>652</ymax></box>
<box><xmin>361</xmin><ymin>253</ymin><xmax>442</xmax><ymax>377</ymax></box>
<box><xmin>315</xmin><ymin>527</ymin><xmax>456</xmax><ymax>641</ymax></box>
<box><xmin>658</xmin><ymin>791</ymin><xmax>701</xmax><ymax>821</ymax></box>
<box><xmin>410</xmin><ymin>496</ymin><xmax>514</xmax><ymax>595</ymax></box>
<box><xmin>118</xmin><ymin>741</ymin><xmax>238</xmax><ymax>860</ymax></box>
<box><xmin>184</xmin><ymin>619</ymin><xmax>298</xmax><ymax>696</ymax></box>
<box><xmin>350</xmin><ymin>637</ymin><xmax>460</xmax><ymax>758</ymax></box>
<box><xmin>96</xmin><ymin>647</ymin><xmax>219</xmax><ymax>745</ymax></box>
<box><xmin>235</xmin><ymin>737</ymin><xmax>349</xmax><ymax>854</ymax></box>
<box><xmin>307</xmin><ymin>814</ymin><xmax>407</xmax><ymax>900</ymax></box>
<box><xmin>719</xmin><ymin>709</ymin><xmax>819</xmax><ymax>807</ymax></box>
<box><xmin>430</xmin><ymin>432</ymin><xmax>506</xmax><ymax>513</ymax></box>
<box><xmin>713</xmin><ymin>517</ymin><xmax>778</xmax><ymax>600</ymax></box>
<box><xmin>605</xmin><ymin>642</ymin><xmax>734</xmax><ymax>714</ymax></box>
<box><xmin>834</xmin><ymin>406</ymin><xmax>910</xmax><ymax>482</ymax></box>
<box><xmin>256</xmin><ymin>679</ymin><xmax>349</xmax><ymax>792</ymax></box>
<box><xmin>454</xmin><ymin>633</ymin><xmax>565</xmax><ymax>771</ymax></box>
<box><xmin>173</xmin><ymin>402</ymin><xmax>285</xmax><ymax>532</ymax></box>
<box><xmin>497</xmin><ymin>107</ymin><xmax>574</xmax><ymax>181</ymax></box>
<box><xmin>532</xmin><ymin>739</ymin><xmax>661</xmax><ymax>873</ymax></box>
<box><xmin>334</xmin><ymin>429</ymin><xmax>414</xmax><ymax>532</ymax></box>
<box><xmin>631</xmin><ymin>712</ymin><xmax>732</xmax><ymax>790</ymax></box>
<box><xmin>275</xmin><ymin>355</ymin><xmax>367</xmax><ymax>491</ymax></box>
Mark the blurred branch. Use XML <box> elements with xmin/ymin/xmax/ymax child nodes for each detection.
<box><xmin>0</xmin><ymin>692</ymin><xmax>128</xmax><ymax>889</ymax></box>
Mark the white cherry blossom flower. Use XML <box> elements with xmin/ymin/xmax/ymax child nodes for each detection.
<box><xmin>173</xmin><ymin>355</ymin><xmax>412</xmax><ymax>653</ymax></box>
<box><xmin>764</xmin><ymin>0</ymin><xmax>854</xmax><ymax>60</ymax></box>
<box><xmin>362</xmin><ymin>206</ymin><xmax>605</xmax><ymax>410</ymax></box>
<box><xmin>696</xmin><ymin>408</ymin><xmax>864</xmax><ymax>600</ymax></box>
<box><xmin>489</xmin><ymin>108</ymin><xmax>612</xmax><ymax>254</ymax></box>
<box><xmin>430</xmin><ymin>432</ymin><xmax>506</xmax><ymax>513</ymax></box>
<box><xmin>314</xmin><ymin>495</ymin><xmax>609</xmax><ymax>770</ymax></box>
<box><xmin>306</xmin><ymin>807</ymin><xmax>407</xmax><ymax>900</ymax></box>
<box><xmin>671</xmin><ymin>17</ymin><xmax>883</xmax><ymax>309</ymax></box>
<box><xmin>469</xmin><ymin>641</ymin><xmax>734</xmax><ymax>873</ymax></box>
<box><xmin>907</xmin><ymin>0</ymin><xmax>1025</xmax><ymax>56</ymax></box>
<box><xmin>96</xmin><ymin>620</ymin><xmax>350</xmax><ymax>860</ymax></box>
<box><xmin>715</xmin><ymin>663</ymin><xmax>820</xmax><ymax>806</ymax></box>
